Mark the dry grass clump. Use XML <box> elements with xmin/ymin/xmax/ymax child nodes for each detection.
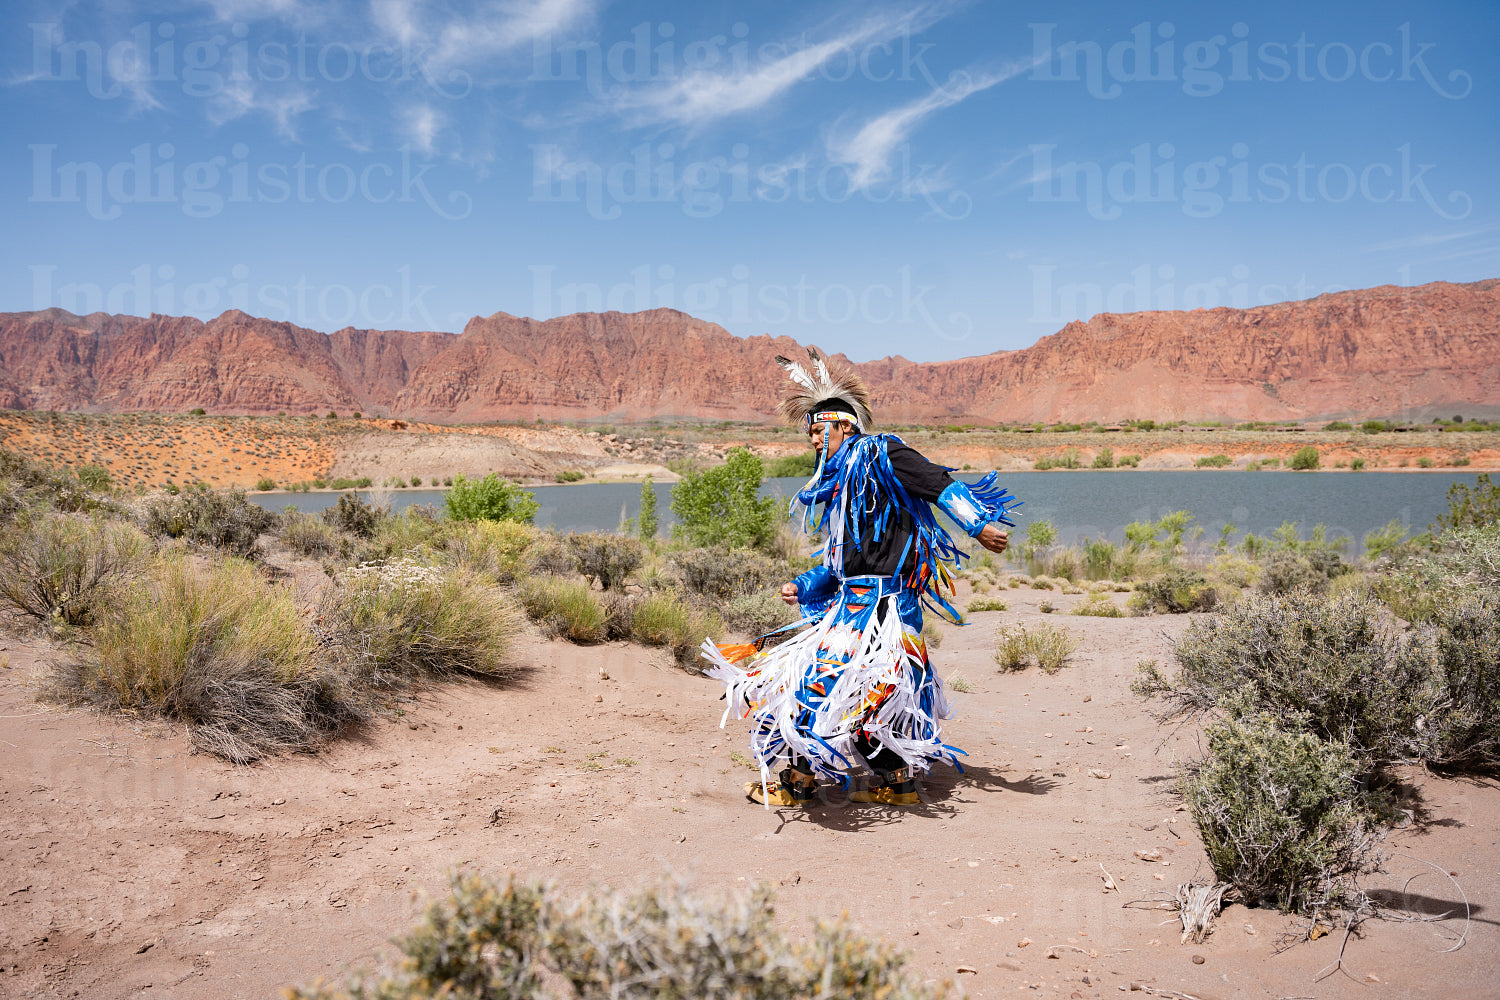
<box><xmin>966</xmin><ymin>596</ymin><xmax>1008</xmax><ymax>613</ymax></box>
<box><xmin>993</xmin><ymin>622</ymin><xmax>1080</xmax><ymax>674</ymax></box>
<box><xmin>443</xmin><ymin>519</ymin><xmax>538</xmax><ymax>583</ymax></box>
<box><xmin>673</xmin><ymin>545</ymin><xmax>786</xmax><ymax>599</ymax></box>
<box><xmin>140</xmin><ymin>485</ymin><xmax>277</xmax><ymax>557</ymax></box>
<box><xmin>722</xmin><ymin>589</ymin><xmax>799</xmax><ymax>637</ymax></box>
<box><xmin>318</xmin><ymin>558</ymin><xmax>521</xmax><ymax>685</ymax></box>
<box><xmin>285</xmin><ymin>873</ymin><xmax>949</xmax><ymax>1000</ymax></box>
<box><xmin>280</xmin><ymin>512</ymin><xmax>346</xmax><ymax>558</ymax></box>
<box><xmin>53</xmin><ymin>556</ymin><xmax>358</xmax><ymax>763</ymax></box>
<box><xmin>1071</xmin><ymin>591</ymin><xmax>1124</xmax><ymax>617</ymax></box>
<box><xmin>519</xmin><ymin>575</ymin><xmax>607</xmax><ymax>643</ymax></box>
<box><xmin>321</xmin><ymin>492</ymin><xmax>382</xmax><ymax>538</ymax></box>
<box><xmin>1183</xmin><ymin>713</ymin><xmax>1384</xmax><ymax>916</ymax></box>
<box><xmin>0</xmin><ymin>514</ymin><xmax>150</xmax><ymax>632</ymax></box>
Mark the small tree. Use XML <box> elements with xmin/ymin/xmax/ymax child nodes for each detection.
<box><xmin>444</xmin><ymin>473</ymin><xmax>540</xmax><ymax>524</ymax></box>
<box><xmin>670</xmin><ymin>448</ymin><xmax>776</xmax><ymax>550</ymax></box>
<box><xmin>1289</xmin><ymin>446</ymin><xmax>1320</xmax><ymax>471</ymax></box>
<box><xmin>637</xmin><ymin>474</ymin><xmax>658</xmax><ymax>540</ymax></box>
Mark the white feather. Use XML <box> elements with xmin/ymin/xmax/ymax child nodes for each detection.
<box><xmin>780</xmin><ymin>359</ymin><xmax>818</xmax><ymax>392</ymax></box>
<box><xmin>812</xmin><ymin>354</ymin><xmax>832</xmax><ymax>390</ymax></box>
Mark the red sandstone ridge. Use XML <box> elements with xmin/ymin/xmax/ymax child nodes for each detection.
<box><xmin>1</xmin><ymin>279</ymin><xmax>1496</xmax><ymax>423</ymax></box>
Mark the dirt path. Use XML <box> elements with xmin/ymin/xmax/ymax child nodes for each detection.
<box><xmin>2</xmin><ymin>586</ymin><xmax>1494</xmax><ymax>999</ymax></box>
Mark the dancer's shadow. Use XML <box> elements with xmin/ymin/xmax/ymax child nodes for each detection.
<box><xmin>767</xmin><ymin>763</ymin><xmax>1059</xmax><ymax>832</ymax></box>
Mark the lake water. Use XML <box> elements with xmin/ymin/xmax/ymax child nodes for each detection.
<box><xmin>252</xmin><ymin>471</ymin><xmax>1484</xmax><ymax>551</ymax></box>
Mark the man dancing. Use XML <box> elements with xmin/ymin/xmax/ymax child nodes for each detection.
<box><xmin>704</xmin><ymin>350</ymin><xmax>1017</xmax><ymax>807</ymax></box>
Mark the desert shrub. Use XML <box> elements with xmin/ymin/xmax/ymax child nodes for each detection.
<box><xmin>1372</xmin><ymin>523</ymin><xmax>1500</xmax><ymax>622</ymax></box>
<box><xmin>255</xmin><ymin>476</ymin><xmax>277</xmax><ymax>491</ymax></box>
<box><xmin>320</xmin><ymin>559</ymin><xmax>520</xmax><ymax>684</ymax></box>
<box><xmin>519</xmin><ymin>575</ymin><xmax>606</xmax><ymax>643</ymax></box>
<box><xmin>141</xmin><ymin>485</ymin><xmax>277</xmax><ymax>557</ymax></box>
<box><xmin>566</xmin><ymin>532</ymin><xmax>643</xmax><ymax>591</ymax></box>
<box><xmin>365</xmin><ymin>505</ymin><xmax>446</xmax><ymax>560</ymax></box>
<box><xmin>1130</xmin><ymin>569</ymin><xmax>1219</xmax><ymax>614</ymax></box>
<box><xmin>1208</xmin><ymin>553</ymin><xmax>1262</xmax><ymax>590</ymax></box>
<box><xmin>1117</xmin><ymin>453</ymin><xmax>1141</xmax><ymax>467</ymax></box>
<box><xmin>0</xmin><ymin>449</ymin><xmax>113</xmax><ymax>515</ymax></box>
<box><xmin>328</xmin><ymin>477</ymin><xmax>372</xmax><ymax>491</ymax></box>
<box><xmin>922</xmin><ymin>621</ymin><xmax>944</xmax><ymax>648</ymax></box>
<box><xmin>281</xmin><ymin>512</ymin><xmax>345</xmax><ymax>558</ymax></box>
<box><xmin>517</xmin><ymin>530</ymin><xmax>573</xmax><ymax>577</ymax></box>
<box><xmin>597</xmin><ymin>590</ymin><xmax>637</xmax><ymax>640</ymax></box>
<box><xmin>671</xmin><ymin>447</ymin><xmax>777</xmax><ymax>550</ymax></box>
<box><xmin>1258</xmin><ymin>550</ymin><xmax>1332</xmax><ymax>594</ymax></box>
<box><xmin>54</xmin><ymin>556</ymin><xmax>357</xmax><ymax>763</ymax></box>
<box><xmin>673</xmin><ymin>545</ymin><xmax>783</xmax><ymax>600</ymax></box>
<box><xmin>1091</xmin><ymin>447</ymin><xmax>1115</xmax><ymax>469</ymax></box>
<box><xmin>322</xmin><ymin>492</ymin><xmax>381</xmax><ymax>538</ymax></box>
<box><xmin>1134</xmin><ymin>590</ymin><xmax>1435</xmax><ymax>765</ymax></box>
<box><xmin>1288</xmin><ymin>446</ymin><xmax>1320</xmax><ymax>471</ymax></box>
<box><xmin>444</xmin><ymin>473</ymin><xmax>540</xmax><ymax>524</ymax></box>
<box><xmin>444</xmin><ymin>519</ymin><xmax>539</xmax><ymax>583</ymax></box>
<box><xmin>1195</xmin><ymin>454</ymin><xmax>1231</xmax><ymax>468</ymax></box>
<box><xmin>1034</xmin><ymin>448</ymin><xmax>1081</xmax><ymax>470</ymax></box>
<box><xmin>75</xmin><ymin>464</ymin><xmax>112</xmax><ymax>490</ymax></box>
<box><xmin>1183</xmin><ymin>714</ymin><xmax>1383</xmax><ymax>915</ymax></box>
<box><xmin>1071</xmin><ymin>592</ymin><xmax>1123</xmax><ymax>617</ymax></box>
<box><xmin>723</xmin><ymin>589</ymin><xmax>799</xmax><ymax>636</ymax></box>
<box><xmin>0</xmin><ymin>515</ymin><xmax>150</xmax><ymax>632</ymax></box>
<box><xmin>966</xmin><ymin>596</ymin><xmax>1008</xmax><ymax>613</ymax></box>
<box><xmin>993</xmin><ymin>623</ymin><xmax>1080</xmax><ymax>674</ymax></box>
<box><xmin>1423</xmin><ymin>596</ymin><xmax>1500</xmax><ymax>770</ymax></box>
<box><xmin>284</xmin><ymin>873</ymin><xmax>948</xmax><ymax>1000</ymax></box>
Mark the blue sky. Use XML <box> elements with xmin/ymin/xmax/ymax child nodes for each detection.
<box><xmin>2</xmin><ymin>0</ymin><xmax>1496</xmax><ymax>362</ymax></box>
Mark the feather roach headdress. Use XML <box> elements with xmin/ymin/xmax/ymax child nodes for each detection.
<box><xmin>775</xmin><ymin>348</ymin><xmax>874</xmax><ymax>432</ymax></box>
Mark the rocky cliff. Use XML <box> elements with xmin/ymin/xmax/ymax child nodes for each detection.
<box><xmin>1</xmin><ymin>279</ymin><xmax>1495</xmax><ymax>423</ymax></box>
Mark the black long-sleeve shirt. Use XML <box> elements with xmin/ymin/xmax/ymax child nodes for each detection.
<box><xmin>837</xmin><ymin>439</ymin><xmax>954</xmax><ymax>578</ymax></box>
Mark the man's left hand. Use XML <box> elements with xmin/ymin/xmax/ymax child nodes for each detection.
<box><xmin>976</xmin><ymin>523</ymin><xmax>1009</xmax><ymax>554</ymax></box>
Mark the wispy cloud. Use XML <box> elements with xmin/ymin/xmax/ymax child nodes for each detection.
<box><xmin>375</xmin><ymin>0</ymin><xmax>597</xmax><ymax>73</ymax></box>
<box><xmin>610</xmin><ymin>3</ymin><xmax>963</xmax><ymax>129</ymax></box>
<box><xmin>1360</xmin><ymin>226</ymin><xmax>1500</xmax><ymax>254</ymax></box>
<box><xmin>398</xmin><ymin>102</ymin><xmax>446</xmax><ymax>154</ymax></box>
<box><xmin>829</xmin><ymin>57</ymin><xmax>1037</xmax><ymax>192</ymax></box>
<box><xmin>208</xmin><ymin>81</ymin><xmax>316</xmax><ymax>139</ymax></box>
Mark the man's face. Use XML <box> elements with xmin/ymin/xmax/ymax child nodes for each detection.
<box><xmin>809</xmin><ymin>420</ymin><xmax>852</xmax><ymax>456</ymax></box>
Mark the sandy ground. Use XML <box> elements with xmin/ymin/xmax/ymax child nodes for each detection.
<box><xmin>1</xmin><ymin>583</ymin><xmax>1495</xmax><ymax>1000</ymax></box>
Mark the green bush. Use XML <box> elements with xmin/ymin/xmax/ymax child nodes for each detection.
<box><xmin>53</xmin><ymin>555</ymin><xmax>356</xmax><ymax>763</ymax></box>
<box><xmin>1288</xmin><ymin>446</ymin><xmax>1320</xmax><ymax>471</ymax></box>
<box><xmin>284</xmin><ymin>874</ymin><xmax>948</xmax><ymax>1000</ymax></box>
<box><xmin>637</xmin><ymin>475</ymin><xmax>658</xmax><ymax>540</ymax></box>
<box><xmin>993</xmin><ymin>623</ymin><xmax>1080</xmax><ymax>674</ymax></box>
<box><xmin>765</xmin><ymin>451</ymin><xmax>818</xmax><ymax>479</ymax></box>
<box><xmin>1424</xmin><ymin>596</ymin><xmax>1500</xmax><ymax>769</ymax></box>
<box><xmin>327</xmin><ymin>476</ymin><xmax>372</xmax><ymax>490</ymax></box>
<box><xmin>519</xmin><ymin>575</ymin><xmax>606</xmax><ymax>643</ymax></box>
<box><xmin>1117</xmin><ymin>453</ymin><xmax>1141</xmax><ymax>467</ymax></box>
<box><xmin>566</xmin><ymin>532</ymin><xmax>643</xmax><ymax>591</ymax></box>
<box><xmin>670</xmin><ymin>447</ymin><xmax>776</xmax><ymax>550</ymax></box>
<box><xmin>632</xmin><ymin>592</ymin><xmax>693</xmax><ymax>646</ymax></box>
<box><xmin>1090</xmin><ymin>447</ymin><xmax>1114</xmax><ymax>469</ymax></box>
<box><xmin>1134</xmin><ymin>590</ymin><xmax>1434</xmax><ymax>765</ymax></box>
<box><xmin>445</xmin><ymin>473</ymin><xmax>540</xmax><ymax>524</ymax></box>
<box><xmin>1432</xmin><ymin>472</ymin><xmax>1499</xmax><ymax>532</ymax></box>
<box><xmin>0</xmin><ymin>514</ymin><xmax>150</xmax><ymax>631</ymax></box>
<box><xmin>321</xmin><ymin>492</ymin><xmax>382</xmax><ymax>538</ymax></box>
<box><xmin>1362</xmin><ymin>519</ymin><xmax>1409</xmax><ymax>560</ymax></box>
<box><xmin>1033</xmin><ymin>448</ymin><xmax>1081</xmax><ymax>470</ymax></box>
<box><xmin>555</xmin><ymin>469</ymin><xmax>585</xmax><ymax>483</ymax></box>
<box><xmin>140</xmin><ymin>485</ymin><xmax>278</xmax><ymax>557</ymax></box>
<box><xmin>255</xmin><ymin>476</ymin><xmax>278</xmax><ymax>491</ymax></box>
<box><xmin>319</xmin><ymin>559</ymin><xmax>521</xmax><ymax>685</ymax></box>
<box><xmin>75</xmin><ymin>464</ymin><xmax>112</xmax><ymax>490</ymax></box>
<box><xmin>1183</xmin><ymin>714</ymin><xmax>1383</xmax><ymax>914</ymax></box>
<box><xmin>1194</xmin><ymin>454</ymin><xmax>1232</xmax><ymax>468</ymax></box>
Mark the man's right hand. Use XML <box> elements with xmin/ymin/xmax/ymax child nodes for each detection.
<box><xmin>780</xmin><ymin>582</ymin><xmax>800</xmax><ymax>606</ymax></box>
